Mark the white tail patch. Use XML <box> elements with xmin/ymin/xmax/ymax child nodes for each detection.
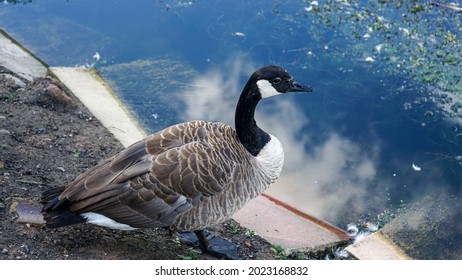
<box><xmin>81</xmin><ymin>212</ymin><xmax>137</xmax><ymax>230</ymax></box>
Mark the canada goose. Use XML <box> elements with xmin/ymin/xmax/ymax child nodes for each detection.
<box><xmin>41</xmin><ymin>65</ymin><xmax>313</xmax><ymax>259</ymax></box>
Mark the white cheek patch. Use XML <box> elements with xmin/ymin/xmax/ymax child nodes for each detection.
<box><xmin>257</xmin><ymin>79</ymin><xmax>281</xmax><ymax>99</ymax></box>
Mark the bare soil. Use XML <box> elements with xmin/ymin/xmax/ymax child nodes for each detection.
<box><xmin>0</xmin><ymin>68</ymin><xmax>336</xmax><ymax>260</ymax></box>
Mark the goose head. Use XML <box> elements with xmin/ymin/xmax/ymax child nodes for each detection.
<box><xmin>235</xmin><ymin>65</ymin><xmax>313</xmax><ymax>156</ymax></box>
<box><xmin>253</xmin><ymin>65</ymin><xmax>313</xmax><ymax>99</ymax></box>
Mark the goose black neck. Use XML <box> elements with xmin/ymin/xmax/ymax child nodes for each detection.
<box><xmin>235</xmin><ymin>82</ymin><xmax>271</xmax><ymax>157</ymax></box>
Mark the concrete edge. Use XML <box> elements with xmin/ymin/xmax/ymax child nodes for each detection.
<box><xmin>261</xmin><ymin>193</ymin><xmax>350</xmax><ymax>239</ymax></box>
<box><xmin>346</xmin><ymin>231</ymin><xmax>411</xmax><ymax>260</ymax></box>
<box><xmin>49</xmin><ymin>67</ymin><xmax>146</xmax><ymax>148</ymax></box>
<box><xmin>0</xmin><ymin>28</ymin><xmax>49</xmax><ymax>69</ymax></box>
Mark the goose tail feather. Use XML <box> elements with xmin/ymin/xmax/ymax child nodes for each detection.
<box><xmin>41</xmin><ymin>187</ymin><xmax>86</xmax><ymax>228</ymax></box>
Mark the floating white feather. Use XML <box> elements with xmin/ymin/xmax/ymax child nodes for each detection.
<box><xmin>365</xmin><ymin>56</ymin><xmax>375</xmax><ymax>62</ymax></box>
<box><xmin>412</xmin><ymin>163</ymin><xmax>422</xmax><ymax>171</ymax></box>
<box><xmin>93</xmin><ymin>51</ymin><xmax>101</xmax><ymax>62</ymax></box>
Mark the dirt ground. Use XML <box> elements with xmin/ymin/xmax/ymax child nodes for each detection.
<box><xmin>0</xmin><ymin>67</ymin><xmax>339</xmax><ymax>260</ymax></box>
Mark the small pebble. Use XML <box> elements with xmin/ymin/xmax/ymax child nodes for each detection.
<box><xmin>0</xmin><ymin>129</ymin><xmax>12</xmax><ymax>135</ymax></box>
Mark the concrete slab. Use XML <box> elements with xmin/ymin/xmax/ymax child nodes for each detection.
<box><xmin>0</xmin><ymin>30</ymin><xmax>48</xmax><ymax>81</ymax></box>
<box><xmin>346</xmin><ymin>194</ymin><xmax>462</xmax><ymax>260</ymax></box>
<box><xmin>346</xmin><ymin>232</ymin><xmax>410</xmax><ymax>260</ymax></box>
<box><xmin>380</xmin><ymin>194</ymin><xmax>462</xmax><ymax>259</ymax></box>
<box><xmin>50</xmin><ymin>67</ymin><xmax>146</xmax><ymax>147</ymax></box>
<box><xmin>233</xmin><ymin>194</ymin><xmax>349</xmax><ymax>252</ymax></box>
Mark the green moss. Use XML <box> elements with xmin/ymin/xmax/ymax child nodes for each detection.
<box><xmin>178</xmin><ymin>249</ymin><xmax>199</xmax><ymax>260</ymax></box>
<box><xmin>271</xmin><ymin>245</ymin><xmax>287</xmax><ymax>260</ymax></box>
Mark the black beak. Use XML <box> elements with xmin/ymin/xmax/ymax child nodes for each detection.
<box><xmin>288</xmin><ymin>80</ymin><xmax>313</xmax><ymax>93</ymax></box>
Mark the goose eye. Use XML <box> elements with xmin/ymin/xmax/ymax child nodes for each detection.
<box><xmin>273</xmin><ymin>77</ymin><xmax>282</xmax><ymax>84</ymax></box>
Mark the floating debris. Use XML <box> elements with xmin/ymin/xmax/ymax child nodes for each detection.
<box><xmin>353</xmin><ymin>231</ymin><xmax>371</xmax><ymax>243</ymax></box>
<box><xmin>412</xmin><ymin>163</ymin><xmax>422</xmax><ymax>171</ymax></box>
<box><xmin>403</xmin><ymin>102</ymin><xmax>412</xmax><ymax>110</ymax></box>
<box><xmin>232</xmin><ymin>31</ymin><xmax>246</xmax><ymax>37</ymax></box>
<box><xmin>365</xmin><ymin>222</ymin><xmax>379</xmax><ymax>232</ymax></box>
<box><xmin>399</xmin><ymin>27</ymin><xmax>410</xmax><ymax>36</ymax></box>
<box><xmin>374</xmin><ymin>44</ymin><xmax>384</xmax><ymax>54</ymax></box>
<box><xmin>346</xmin><ymin>223</ymin><xmax>359</xmax><ymax>237</ymax></box>
<box><xmin>430</xmin><ymin>1</ymin><xmax>462</xmax><ymax>12</ymax></box>
<box><xmin>76</xmin><ymin>51</ymin><xmax>101</xmax><ymax>68</ymax></box>
<box><xmin>93</xmin><ymin>51</ymin><xmax>101</xmax><ymax>62</ymax></box>
<box><xmin>334</xmin><ymin>247</ymin><xmax>349</xmax><ymax>259</ymax></box>
<box><xmin>365</xmin><ymin>56</ymin><xmax>375</xmax><ymax>62</ymax></box>
<box><xmin>424</xmin><ymin>111</ymin><xmax>434</xmax><ymax>117</ymax></box>
<box><xmin>304</xmin><ymin>1</ymin><xmax>319</xmax><ymax>12</ymax></box>
<box><xmin>363</xmin><ymin>27</ymin><xmax>373</xmax><ymax>38</ymax></box>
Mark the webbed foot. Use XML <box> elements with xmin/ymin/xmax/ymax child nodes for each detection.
<box><xmin>176</xmin><ymin>230</ymin><xmax>240</xmax><ymax>260</ymax></box>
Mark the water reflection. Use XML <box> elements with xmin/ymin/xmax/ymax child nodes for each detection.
<box><xmin>175</xmin><ymin>56</ymin><xmax>462</xmax><ymax>232</ymax></box>
<box><xmin>181</xmin><ymin>58</ymin><xmax>255</xmax><ymax>123</ymax></box>
<box><xmin>270</xmin><ymin>133</ymin><xmax>379</xmax><ymax>223</ymax></box>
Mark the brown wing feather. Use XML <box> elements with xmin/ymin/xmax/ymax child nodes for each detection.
<box><xmin>43</xmin><ymin>120</ymin><xmax>247</xmax><ymax>229</ymax></box>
